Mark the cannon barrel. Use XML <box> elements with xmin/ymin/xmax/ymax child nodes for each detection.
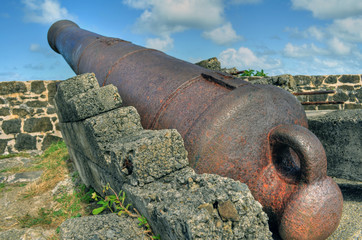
<box><xmin>48</xmin><ymin>20</ymin><xmax>342</xmax><ymax>240</ymax></box>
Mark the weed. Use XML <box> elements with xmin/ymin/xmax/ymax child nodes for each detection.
<box><xmin>0</xmin><ymin>152</ymin><xmax>30</xmax><ymax>160</ymax></box>
<box><xmin>92</xmin><ymin>183</ymin><xmax>160</xmax><ymax>239</ymax></box>
<box><xmin>18</xmin><ymin>208</ymin><xmax>52</xmax><ymax>228</ymax></box>
<box><xmin>241</xmin><ymin>69</ymin><xmax>268</xmax><ymax>77</ymax></box>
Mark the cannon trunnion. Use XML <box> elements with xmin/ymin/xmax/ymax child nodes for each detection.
<box><xmin>48</xmin><ymin>20</ymin><xmax>343</xmax><ymax>240</ymax></box>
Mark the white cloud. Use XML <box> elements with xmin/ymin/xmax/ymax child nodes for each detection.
<box><xmin>328</xmin><ymin>16</ymin><xmax>362</xmax><ymax>42</ymax></box>
<box><xmin>30</xmin><ymin>43</ymin><xmax>41</xmax><ymax>52</ymax></box>
<box><xmin>307</xmin><ymin>26</ymin><xmax>324</xmax><ymax>41</ymax></box>
<box><xmin>228</xmin><ymin>0</ymin><xmax>262</xmax><ymax>4</ymax></box>
<box><xmin>291</xmin><ymin>0</ymin><xmax>362</xmax><ymax>19</ymax></box>
<box><xmin>22</xmin><ymin>0</ymin><xmax>74</xmax><ymax>24</ymax></box>
<box><xmin>327</xmin><ymin>37</ymin><xmax>352</xmax><ymax>55</ymax></box>
<box><xmin>202</xmin><ymin>22</ymin><xmax>243</xmax><ymax>45</ymax></box>
<box><xmin>219</xmin><ymin>47</ymin><xmax>281</xmax><ymax>70</ymax></box>
<box><xmin>146</xmin><ymin>36</ymin><xmax>174</xmax><ymax>51</ymax></box>
<box><xmin>283</xmin><ymin>43</ymin><xmax>327</xmax><ymax>58</ymax></box>
<box><xmin>124</xmin><ymin>0</ymin><xmax>224</xmax><ymax>36</ymax></box>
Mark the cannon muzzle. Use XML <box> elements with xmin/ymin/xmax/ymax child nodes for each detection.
<box><xmin>48</xmin><ymin>20</ymin><xmax>343</xmax><ymax>240</ymax></box>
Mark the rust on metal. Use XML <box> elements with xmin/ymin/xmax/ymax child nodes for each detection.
<box><xmin>293</xmin><ymin>90</ymin><xmax>335</xmax><ymax>95</ymax></box>
<box><xmin>48</xmin><ymin>20</ymin><xmax>343</xmax><ymax>240</ymax></box>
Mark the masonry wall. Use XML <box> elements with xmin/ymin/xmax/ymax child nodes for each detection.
<box><xmin>0</xmin><ymin>80</ymin><xmax>62</xmax><ymax>154</ymax></box>
<box><xmin>245</xmin><ymin>74</ymin><xmax>362</xmax><ymax>110</ymax></box>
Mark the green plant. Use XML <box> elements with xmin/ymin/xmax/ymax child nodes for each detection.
<box><xmin>241</xmin><ymin>69</ymin><xmax>268</xmax><ymax>77</ymax></box>
<box><xmin>92</xmin><ymin>183</ymin><xmax>160</xmax><ymax>239</ymax></box>
<box><xmin>18</xmin><ymin>208</ymin><xmax>52</xmax><ymax>228</ymax></box>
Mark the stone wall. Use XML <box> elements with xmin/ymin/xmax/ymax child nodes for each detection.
<box><xmin>0</xmin><ymin>80</ymin><xmax>62</xmax><ymax>154</ymax></box>
<box><xmin>55</xmin><ymin>73</ymin><xmax>272</xmax><ymax>240</ymax></box>
<box><xmin>248</xmin><ymin>74</ymin><xmax>362</xmax><ymax>111</ymax></box>
<box><xmin>196</xmin><ymin>58</ymin><xmax>362</xmax><ymax>111</ymax></box>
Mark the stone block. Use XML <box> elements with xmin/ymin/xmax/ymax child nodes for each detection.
<box><xmin>109</xmin><ymin>129</ymin><xmax>189</xmax><ymax>186</ymax></box>
<box><xmin>324</xmin><ymin>75</ymin><xmax>338</xmax><ymax>84</ymax></box>
<box><xmin>26</xmin><ymin>100</ymin><xmax>48</xmax><ymax>108</ymax></box>
<box><xmin>344</xmin><ymin>104</ymin><xmax>362</xmax><ymax>109</ymax></box>
<box><xmin>123</xmin><ymin>169</ymin><xmax>272</xmax><ymax>240</ymax></box>
<box><xmin>2</xmin><ymin>119</ymin><xmax>21</xmax><ymax>134</ymax></box>
<box><xmin>294</xmin><ymin>75</ymin><xmax>312</xmax><ymax>85</ymax></box>
<box><xmin>356</xmin><ymin>88</ymin><xmax>362</xmax><ymax>102</ymax></box>
<box><xmin>30</xmin><ymin>81</ymin><xmax>46</xmax><ymax>94</ymax></box>
<box><xmin>0</xmin><ymin>82</ymin><xmax>26</xmax><ymax>95</ymax></box>
<box><xmin>318</xmin><ymin>104</ymin><xmax>340</xmax><ymax>110</ymax></box>
<box><xmin>41</xmin><ymin>134</ymin><xmax>62</xmax><ymax>150</ymax></box>
<box><xmin>47</xmin><ymin>82</ymin><xmax>57</xmax><ymax>105</ymax></box>
<box><xmin>314</xmin><ymin>76</ymin><xmax>325</xmax><ymax>87</ymax></box>
<box><xmin>0</xmin><ymin>139</ymin><xmax>8</xmax><ymax>154</ymax></box>
<box><xmin>338</xmin><ymin>85</ymin><xmax>355</xmax><ymax>91</ymax></box>
<box><xmin>339</xmin><ymin>75</ymin><xmax>360</xmax><ymax>84</ymax></box>
<box><xmin>46</xmin><ymin>107</ymin><xmax>56</xmax><ymax>114</ymax></box>
<box><xmin>24</xmin><ymin>117</ymin><xmax>53</xmax><ymax>133</ymax></box>
<box><xmin>59</xmin><ymin>214</ymin><xmax>148</xmax><ymax>240</ymax></box>
<box><xmin>0</xmin><ymin>107</ymin><xmax>10</xmax><ymax>116</ymax></box>
<box><xmin>13</xmin><ymin>108</ymin><xmax>30</xmax><ymax>117</ymax></box>
<box><xmin>14</xmin><ymin>133</ymin><xmax>36</xmax><ymax>151</ymax></box>
<box><xmin>333</xmin><ymin>92</ymin><xmax>349</xmax><ymax>102</ymax></box>
<box><xmin>308</xmin><ymin>110</ymin><xmax>362</xmax><ymax>181</ymax></box>
<box><xmin>58</xmin><ymin>84</ymin><xmax>122</xmax><ymax>122</ymax></box>
<box><xmin>55</xmin><ymin>73</ymin><xmax>98</xmax><ymax>102</ymax></box>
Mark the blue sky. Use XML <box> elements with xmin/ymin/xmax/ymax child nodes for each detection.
<box><xmin>1</xmin><ymin>0</ymin><xmax>362</xmax><ymax>82</ymax></box>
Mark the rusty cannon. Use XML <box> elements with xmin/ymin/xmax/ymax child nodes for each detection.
<box><xmin>48</xmin><ymin>20</ymin><xmax>343</xmax><ymax>240</ymax></box>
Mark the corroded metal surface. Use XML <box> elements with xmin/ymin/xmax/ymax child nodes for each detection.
<box><xmin>48</xmin><ymin>20</ymin><xmax>343</xmax><ymax>240</ymax></box>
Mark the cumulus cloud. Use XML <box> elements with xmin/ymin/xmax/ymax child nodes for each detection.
<box><xmin>328</xmin><ymin>16</ymin><xmax>362</xmax><ymax>42</ymax></box>
<box><xmin>202</xmin><ymin>22</ymin><xmax>243</xmax><ymax>45</ymax></box>
<box><xmin>327</xmin><ymin>37</ymin><xmax>352</xmax><ymax>55</ymax></box>
<box><xmin>283</xmin><ymin>43</ymin><xmax>328</xmax><ymax>58</ymax></box>
<box><xmin>291</xmin><ymin>0</ymin><xmax>362</xmax><ymax>19</ymax></box>
<box><xmin>146</xmin><ymin>36</ymin><xmax>174</xmax><ymax>51</ymax></box>
<box><xmin>219</xmin><ymin>47</ymin><xmax>281</xmax><ymax>70</ymax></box>
<box><xmin>29</xmin><ymin>43</ymin><xmax>53</xmax><ymax>57</ymax></box>
<box><xmin>124</xmin><ymin>0</ymin><xmax>224</xmax><ymax>36</ymax></box>
<box><xmin>22</xmin><ymin>0</ymin><xmax>74</xmax><ymax>24</ymax></box>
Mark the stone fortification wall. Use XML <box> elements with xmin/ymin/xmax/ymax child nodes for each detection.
<box><xmin>249</xmin><ymin>74</ymin><xmax>362</xmax><ymax>110</ymax></box>
<box><xmin>0</xmin><ymin>80</ymin><xmax>62</xmax><ymax>154</ymax></box>
<box><xmin>54</xmin><ymin>73</ymin><xmax>272</xmax><ymax>240</ymax></box>
<box><xmin>196</xmin><ymin>58</ymin><xmax>362</xmax><ymax>110</ymax></box>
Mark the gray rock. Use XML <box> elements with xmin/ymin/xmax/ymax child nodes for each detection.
<box><xmin>0</xmin><ymin>82</ymin><xmax>27</xmax><ymax>95</ymax></box>
<box><xmin>324</xmin><ymin>75</ymin><xmax>338</xmax><ymax>84</ymax></box>
<box><xmin>12</xmin><ymin>108</ymin><xmax>30</xmax><ymax>117</ymax></box>
<box><xmin>123</xmin><ymin>170</ymin><xmax>272</xmax><ymax>240</ymax></box>
<box><xmin>0</xmin><ymin>139</ymin><xmax>8</xmax><ymax>154</ymax></box>
<box><xmin>41</xmin><ymin>134</ymin><xmax>62</xmax><ymax>150</ymax></box>
<box><xmin>2</xmin><ymin>119</ymin><xmax>21</xmax><ymax>134</ymax></box>
<box><xmin>59</xmin><ymin>214</ymin><xmax>148</xmax><ymax>240</ymax></box>
<box><xmin>308</xmin><ymin>110</ymin><xmax>362</xmax><ymax>181</ymax></box>
<box><xmin>31</xmin><ymin>81</ymin><xmax>46</xmax><ymax>94</ymax></box>
<box><xmin>24</xmin><ymin>117</ymin><xmax>53</xmax><ymax>133</ymax></box>
<box><xmin>26</xmin><ymin>100</ymin><xmax>48</xmax><ymax>108</ymax></box>
<box><xmin>195</xmin><ymin>57</ymin><xmax>221</xmax><ymax>71</ymax></box>
<box><xmin>4</xmin><ymin>170</ymin><xmax>43</xmax><ymax>183</ymax></box>
<box><xmin>0</xmin><ymin>107</ymin><xmax>10</xmax><ymax>116</ymax></box>
<box><xmin>339</xmin><ymin>75</ymin><xmax>360</xmax><ymax>84</ymax></box>
<box><xmin>60</xmin><ymin>84</ymin><xmax>122</xmax><ymax>122</ymax></box>
<box><xmin>14</xmin><ymin>133</ymin><xmax>36</xmax><ymax>151</ymax></box>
